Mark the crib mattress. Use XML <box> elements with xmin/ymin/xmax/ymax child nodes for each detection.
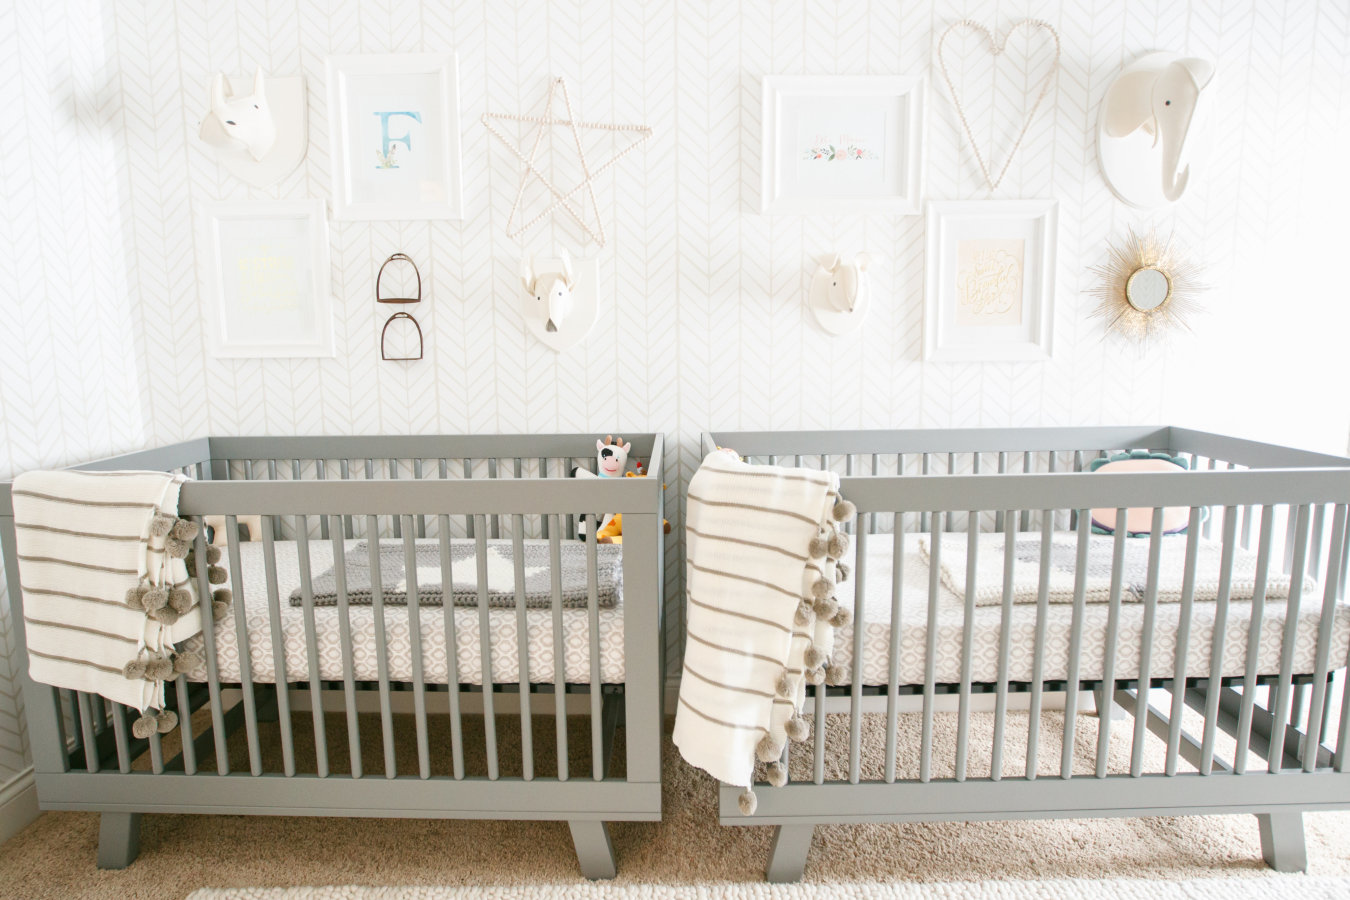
<box><xmin>830</xmin><ymin>534</ymin><xmax>1350</xmax><ymax>686</ymax></box>
<box><xmin>182</xmin><ymin>539</ymin><xmax>627</xmax><ymax>686</ymax></box>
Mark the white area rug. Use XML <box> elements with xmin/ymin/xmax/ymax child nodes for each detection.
<box><xmin>188</xmin><ymin>875</ymin><xmax>1350</xmax><ymax>900</ymax></box>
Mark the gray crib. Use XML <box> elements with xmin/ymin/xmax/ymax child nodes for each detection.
<box><xmin>0</xmin><ymin>433</ymin><xmax>666</xmax><ymax>879</ymax></box>
<box><xmin>703</xmin><ymin>426</ymin><xmax>1350</xmax><ymax>882</ymax></box>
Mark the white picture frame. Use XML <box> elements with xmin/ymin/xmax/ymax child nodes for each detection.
<box><xmin>924</xmin><ymin>200</ymin><xmax>1057</xmax><ymax>362</ymax></box>
<box><xmin>202</xmin><ymin>200</ymin><xmax>334</xmax><ymax>358</ymax></box>
<box><xmin>326</xmin><ymin>53</ymin><xmax>464</xmax><ymax>220</ymax></box>
<box><xmin>761</xmin><ymin>74</ymin><xmax>925</xmax><ymax>215</ymax></box>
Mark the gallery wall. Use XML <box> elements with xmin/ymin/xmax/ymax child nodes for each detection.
<box><xmin>1</xmin><ymin>0</ymin><xmax>1348</xmax><ymax>787</ymax></box>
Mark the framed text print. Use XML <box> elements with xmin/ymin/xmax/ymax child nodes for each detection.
<box><xmin>761</xmin><ymin>75</ymin><xmax>925</xmax><ymax>215</ymax></box>
<box><xmin>203</xmin><ymin>200</ymin><xmax>334</xmax><ymax>358</ymax></box>
<box><xmin>924</xmin><ymin>200</ymin><xmax>1057</xmax><ymax>362</ymax></box>
<box><xmin>327</xmin><ymin>53</ymin><xmax>464</xmax><ymax>220</ymax></box>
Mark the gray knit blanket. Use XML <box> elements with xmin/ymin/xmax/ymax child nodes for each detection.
<box><xmin>289</xmin><ymin>539</ymin><xmax>622</xmax><ymax>609</ymax></box>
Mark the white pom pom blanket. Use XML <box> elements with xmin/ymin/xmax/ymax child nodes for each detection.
<box><xmin>673</xmin><ymin>449</ymin><xmax>855</xmax><ymax>811</ymax></box>
<box><xmin>11</xmin><ymin>470</ymin><xmax>205</xmax><ymax>713</ymax></box>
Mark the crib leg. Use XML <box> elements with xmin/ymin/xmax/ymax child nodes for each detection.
<box><xmin>766</xmin><ymin>824</ymin><xmax>815</xmax><ymax>883</ymax></box>
<box><xmin>1257</xmin><ymin>812</ymin><xmax>1307</xmax><ymax>872</ymax></box>
<box><xmin>1093</xmin><ymin>686</ymin><xmax>1123</xmax><ymax>719</ymax></box>
<box><xmin>568</xmin><ymin>820</ymin><xmax>616</xmax><ymax>880</ymax></box>
<box><xmin>97</xmin><ymin>812</ymin><xmax>141</xmax><ymax>869</ymax></box>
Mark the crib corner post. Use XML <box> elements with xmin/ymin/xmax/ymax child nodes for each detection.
<box><xmin>568</xmin><ymin>820</ymin><xmax>617</xmax><ymax>880</ymax></box>
<box><xmin>1257</xmin><ymin>812</ymin><xmax>1307</xmax><ymax>872</ymax></box>
<box><xmin>96</xmin><ymin>812</ymin><xmax>142</xmax><ymax>869</ymax></box>
<box><xmin>766</xmin><ymin>824</ymin><xmax>815</xmax><ymax>883</ymax></box>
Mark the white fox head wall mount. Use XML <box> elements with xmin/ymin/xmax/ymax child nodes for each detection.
<box><xmin>197</xmin><ymin>68</ymin><xmax>308</xmax><ymax>189</ymax></box>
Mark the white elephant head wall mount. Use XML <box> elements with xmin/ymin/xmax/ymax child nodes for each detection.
<box><xmin>196</xmin><ymin>68</ymin><xmax>308</xmax><ymax>189</ymax></box>
<box><xmin>808</xmin><ymin>252</ymin><xmax>874</xmax><ymax>336</ymax></box>
<box><xmin>1098</xmin><ymin>52</ymin><xmax>1216</xmax><ymax>208</ymax></box>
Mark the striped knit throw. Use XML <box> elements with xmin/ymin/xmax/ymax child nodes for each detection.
<box><xmin>673</xmin><ymin>448</ymin><xmax>856</xmax><ymax>814</ymax></box>
<box><xmin>12</xmin><ymin>470</ymin><xmax>218</xmax><ymax>736</ymax></box>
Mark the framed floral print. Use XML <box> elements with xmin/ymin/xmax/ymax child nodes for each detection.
<box><xmin>761</xmin><ymin>75</ymin><xmax>925</xmax><ymax>215</ymax></box>
<box><xmin>924</xmin><ymin>200</ymin><xmax>1057</xmax><ymax>362</ymax></box>
<box><xmin>326</xmin><ymin>53</ymin><xmax>464</xmax><ymax>220</ymax></box>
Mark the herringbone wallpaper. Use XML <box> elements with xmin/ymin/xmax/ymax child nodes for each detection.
<box><xmin>1</xmin><ymin>1</ymin><xmax>1347</xmax><ymax>784</ymax></box>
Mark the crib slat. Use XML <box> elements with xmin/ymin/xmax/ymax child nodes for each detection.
<box><xmin>413</xmin><ymin>460</ymin><xmax>427</xmax><ymax>538</ymax></box>
<box><xmin>539</xmin><ymin>461</ymin><xmax>551</xmax><ymax>539</ymax></box>
<box><xmin>368</xmin><ymin>518</ymin><xmax>397</xmax><ymax>777</ymax></box>
<box><xmin>955</xmin><ymin>511</ymin><xmax>978</xmax><ymax>782</ymax></box>
<box><xmin>330</xmin><ymin>516</ymin><xmax>362</xmax><ymax>779</ymax></box>
<box><xmin>488</xmin><ymin>459</ymin><xmax>501</xmax><ymax>539</ymax></box>
<box><xmin>1165</xmin><ymin>508</ymin><xmax>1204</xmax><ymax>776</ymax></box>
<box><xmin>317</xmin><ymin>461</ymin><xmax>330</xmax><ymax>540</ymax></box>
<box><xmin>438</xmin><ymin>515</ymin><xmax>465</xmax><ymax>780</ymax></box>
<box><xmin>587</xmin><ymin>516</ymin><xmax>604</xmax><ymax>781</ymax></box>
<box><xmin>475</xmin><ymin>517</ymin><xmax>500</xmax><ymax>780</ymax></box>
<box><xmin>404</xmin><ymin>518</ymin><xmax>430</xmax><ymax>780</ymax></box>
<box><xmin>226</xmin><ymin>515</ymin><xmax>263</xmax><ymax>775</ymax></box>
<box><xmin>1236</xmin><ymin>506</ymin><xmax>1276</xmax><ymax>774</ymax></box>
<box><xmin>1310</xmin><ymin>504</ymin><xmax>1326</xmax><ymax>580</ymax></box>
<box><xmin>550</xmin><ymin>518</ymin><xmax>569</xmax><ymax>781</ymax></box>
<box><xmin>267</xmin><ymin>459</ymin><xmax>281</xmax><ymax>539</ymax></box>
<box><xmin>1199</xmin><ymin>507</ymin><xmax>1241</xmax><ymax>774</ymax></box>
<box><xmin>261</xmin><ymin>517</ymin><xmax>295</xmax><ymax>777</ymax></box>
<box><xmin>339</xmin><ymin>460</ymin><xmax>354</xmax><ymax>539</ymax></box>
<box><xmin>995</xmin><ymin>453</ymin><xmax>1008</xmax><ymax>533</ymax></box>
<box><xmin>1130</xmin><ymin>507</ymin><xmax>1167</xmax><ymax>778</ymax></box>
<box><xmin>76</xmin><ymin>692</ymin><xmax>99</xmax><ymax>773</ymax></box>
<box><xmin>991</xmin><ymin>513</ymin><xmax>1017</xmax><ymax>782</ymax></box>
<box><xmin>192</xmin><ymin>521</ymin><xmax>230</xmax><ymax>775</ymax></box>
<box><xmin>1302</xmin><ymin>504</ymin><xmax>1346</xmax><ymax>771</ymax></box>
<box><xmin>920</xmin><ymin>511</ymin><xmax>942</xmax><ymax>783</ymax></box>
<box><xmin>1026</xmin><ymin>513</ymin><xmax>1055</xmax><ymax>780</ymax></box>
<box><xmin>1020</xmin><ymin>453</ymin><xmax>1032</xmax><ymax>532</ymax></box>
<box><xmin>1060</xmin><ymin>511</ymin><xmax>1092</xmax><ymax>779</ymax></box>
<box><xmin>464</xmin><ymin>460</ymin><xmax>475</xmax><ymax>539</ymax></box>
<box><xmin>1271</xmin><ymin>504</ymin><xmax>1312</xmax><ymax>773</ymax></box>
<box><xmin>174</xmin><ymin>677</ymin><xmax>195</xmax><ymax>775</ymax></box>
<box><xmin>147</xmin><ymin>717</ymin><xmax>164</xmax><ymax>775</ymax></box>
<box><xmin>111</xmin><ymin>702</ymin><xmax>131</xmax><ymax>773</ymax></box>
<box><xmin>388</xmin><ymin>460</ymin><xmax>402</xmax><ymax>540</ymax></box>
<box><xmin>848</xmin><ymin>519</ymin><xmax>868</xmax><ymax>784</ymax></box>
<box><xmin>512</xmin><ymin>516</ymin><xmax>533</xmax><ymax>781</ymax></box>
<box><xmin>1096</xmin><ymin>516</ymin><xmax>1129</xmax><ymax>779</ymax></box>
<box><xmin>920</xmin><ymin>454</ymin><xmax>931</xmax><ymax>534</ymax></box>
<box><xmin>870</xmin><ymin>455</ymin><xmax>879</xmax><ymax>533</ymax></box>
<box><xmin>812</xmin><ymin>677</ymin><xmax>826</xmax><ymax>785</ymax></box>
<box><xmin>295</xmin><ymin>517</ymin><xmax>328</xmax><ymax>778</ymax></box>
<box><xmin>884</xmin><ymin>522</ymin><xmax>904</xmax><ymax>783</ymax></box>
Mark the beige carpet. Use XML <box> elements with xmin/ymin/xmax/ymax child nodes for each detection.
<box><xmin>2</xmin><ymin>708</ymin><xmax>1349</xmax><ymax>900</ymax></box>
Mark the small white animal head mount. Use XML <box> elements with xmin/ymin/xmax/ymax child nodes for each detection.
<box><xmin>200</xmin><ymin>67</ymin><xmax>276</xmax><ymax>162</ymax></box>
<box><xmin>521</xmin><ymin>249</ymin><xmax>576</xmax><ymax>334</ymax></box>
<box><xmin>1099</xmin><ymin>52</ymin><xmax>1215</xmax><ymax>207</ymax></box>
<box><xmin>596</xmin><ymin>435</ymin><xmax>630</xmax><ymax>478</ymax></box>
<box><xmin>815</xmin><ymin>252</ymin><xmax>872</xmax><ymax>313</ymax></box>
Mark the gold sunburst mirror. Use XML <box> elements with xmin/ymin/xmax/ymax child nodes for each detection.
<box><xmin>1088</xmin><ymin>228</ymin><xmax>1206</xmax><ymax>345</ymax></box>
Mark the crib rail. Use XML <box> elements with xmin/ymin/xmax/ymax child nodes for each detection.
<box><xmin>703</xmin><ymin>428</ymin><xmax>1350</xmax><ymax>860</ymax></box>
<box><xmin>0</xmin><ymin>434</ymin><xmax>665</xmax><ymax>828</ymax></box>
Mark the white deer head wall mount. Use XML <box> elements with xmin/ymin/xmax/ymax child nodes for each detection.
<box><xmin>809</xmin><ymin>252</ymin><xmax>874</xmax><ymax>336</ymax></box>
<box><xmin>197</xmin><ymin>68</ymin><xmax>308</xmax><ymax>189</ymax></box>
<box><xmin>519</xmin><ymin>250</ymin><xmax>599</xmax><ymax>353</ymax></box>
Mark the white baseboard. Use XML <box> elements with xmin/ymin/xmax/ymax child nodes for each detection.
<box><xmin>0</xmin><ymin>768</ymin><xmax>38</xmax><ymax>846</ymax></box>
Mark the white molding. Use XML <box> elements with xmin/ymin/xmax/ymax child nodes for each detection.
<box><xmin>0</xmin><ymin>768</ymin><xmax>38</xmax><ymax>847</ymax></box>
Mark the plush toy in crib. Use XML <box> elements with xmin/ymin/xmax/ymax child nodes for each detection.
<box><xmin>572</xmin><ymin>436</ymin><xmax>670</xmax><ymax>543</ymax></box>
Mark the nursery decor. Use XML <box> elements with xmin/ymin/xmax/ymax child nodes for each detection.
<box><xmin>936</xmin><ymin>19</ymin><xmax>1061</xmax><ymax>193</ymax></box>
<box><xmin>1098</xmin><ymin>52</ymin><xmax>1216</xmax><ymax>208</ymax></box>
<box><xmin>520</xmin><ymin>249</ymin><xmax>598</xmax><ymax>352</ymax></box>
<box><xmin>924</xmin><ymin>199</ymin><xmax>1056</xmax><ymax>361</ymax></box>
<box><xmin>808</xmin><ymin>252</ymin><xmax>874</xmax><ymax>336</ymax></box>
<box><xmin>483</xmin><ymin>76</ymin><xmax>653</xmax><ymax>248</ymax></box>
<box><xmin>326</xmin><ymin>53</ymin><xmax>463</xmax><ymax>220</ymax></box>
<box><xmin>1087</xmin><ymin>227</ymin><xmax>1205</xmax><ymax>346</ymax></box>
<box><xmin>202</xmin><ymin>200</ymin><xmax>334</xmax><ymax>358</ymax></box>
<box><xmin>376</xmin><ymin>253</ymin><xmax>422</xmax><ymax>304</ymax></box>
<box><xmin>197</xmin><ymin>68</ymin><xmax>308</xmax><ymax>189</ymax></box>
<box><xmin>376</xmin><ymin>253</ymin><xmax>424</xmax><ymax>361</ymax></box>
<box><xmin>760</xmin><ymin>75</ymin><xmax>925</xmax><ymax>214</ymax></box>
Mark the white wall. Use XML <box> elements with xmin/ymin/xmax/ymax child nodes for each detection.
<box><xmin>0</xmin><ymin>0</ymin><xmax>144</xmax><ymax>786</ymax></box>
<box><xmin>1</xmin><ymin>1</ymin><xmax>1348</xmax><ymax>780</ymax></box>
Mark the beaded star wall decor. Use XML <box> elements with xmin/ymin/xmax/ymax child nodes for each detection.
<box><xmin>483</xmin><ymin>76</ymin><xmax>653</xmax><ymax>248</ymax></box>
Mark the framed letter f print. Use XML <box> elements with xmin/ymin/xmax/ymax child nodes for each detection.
<box><xmin>327</xmin><ymin>53</ymin><xmax>464</xmax><ymax>220</ymax></box>
<box><xmin>924</xmin><ymin>200</ymin><xmax>1057</xmax><ymax>362</ymax></box>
